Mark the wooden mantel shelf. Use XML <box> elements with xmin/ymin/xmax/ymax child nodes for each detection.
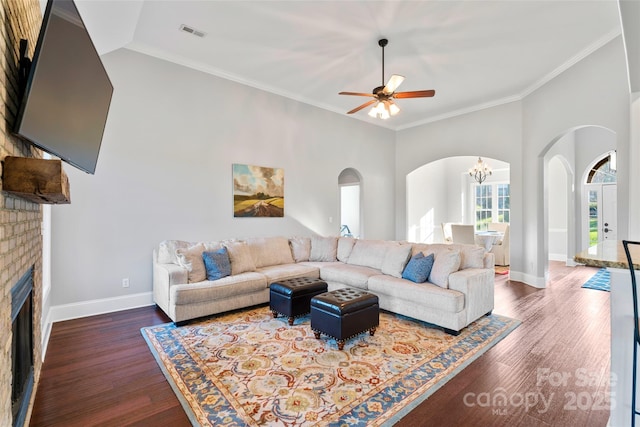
<box><xmin>2</xmin><ymin>156</ymin><xmax>70</xmax><ymax>204</ymax></box>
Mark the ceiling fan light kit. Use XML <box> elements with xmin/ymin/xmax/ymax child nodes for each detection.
<box><xmin>339</xmin><ymin>38</ymin><xmax>435</xmax><ymax>119</ymax></box>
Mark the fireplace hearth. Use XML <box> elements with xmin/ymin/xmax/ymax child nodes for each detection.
<box><xmin>11</xmin><ymin>267</ymin><xmax>34</xmax><ymax>427</ymax></box>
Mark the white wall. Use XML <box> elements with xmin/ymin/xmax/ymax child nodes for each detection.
<box><xmin>548</xmin><ymin>156</ymin><xmax>568</xmax><ymax>260</ymax></box>
<box><xmin>406</xmin><ymin>159</ymin><xmax>445</xmax><ymax>243</ymax></box>
<box><xmin>50</xmin><ymin>48</ymin><xmax>395</xmax><ymax>307</ymax></box>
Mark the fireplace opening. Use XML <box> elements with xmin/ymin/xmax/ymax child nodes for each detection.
<box><xmin>11</xmin><ymin>267</ymin><xmax>34</xmax><ymax>427</ymax></box>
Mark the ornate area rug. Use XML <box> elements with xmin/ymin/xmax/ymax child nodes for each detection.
<box><xmin>142</xmin><ymin>306</ymin><xmax>519</xmax><ymax>426</ymax></box>
<box><xmin>581</xmin><ymin>268</ymin><xmax>610</xmax><ymax>292</ymax></box>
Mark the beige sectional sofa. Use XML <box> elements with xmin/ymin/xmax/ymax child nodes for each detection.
<box><xmin>152</xmin><ymin>236</ymin><xmax>495</xmax><ymax>335</ymax></box>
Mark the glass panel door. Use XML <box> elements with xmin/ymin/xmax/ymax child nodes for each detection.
<box><xmin>588</xmin><ymin>189</ymin><xmax>598</xmax><ymax>246</ymax></box>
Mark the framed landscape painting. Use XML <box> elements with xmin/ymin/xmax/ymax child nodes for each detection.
<box><xmin>233</xmin><ymin>163</ymin><xmax>284</xmax><ymax>217</ymax></box>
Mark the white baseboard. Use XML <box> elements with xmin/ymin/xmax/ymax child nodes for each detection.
<box><xmin>548</xmin><ymin>253</ymin><xmax>567</xmax><ymax>262</ymax></box>
<box><xmin>509</xmin><ymin>270</ymin><xmax>547</xmax><ymax>288</ymax></box>
<box><xmin>48</xmin><ymin>292</ymin><xmax>154</xmax><ymax>324</ymax></box>
<box><xmin>41</xmin><ymin>310</ymin><xmax>52</xmax><ymax>362</ymax></box>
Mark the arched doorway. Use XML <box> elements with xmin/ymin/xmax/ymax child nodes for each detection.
<box><xmin>338</xmin><ymin>168</ymin><xmax>362</xmax><ymax>238</ymax></box>
<box><xmin>406</xmin><ymin>156</ymin><xmax>510</xmax><ymax>243</ymax></box>
<box><xmin>541</xmin><ymin>125</ymin><xmax>616</xmax><ymax>278</ymax></box>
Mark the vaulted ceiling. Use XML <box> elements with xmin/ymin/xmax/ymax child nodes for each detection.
<box><xmin>73</xmin><ymin>0</ymin><xmax>623</xmax><ymax>130</ymax></box>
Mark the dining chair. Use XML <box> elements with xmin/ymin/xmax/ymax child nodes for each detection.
<box><xmin>488</xmin><ymin>223</ymin><xmax>510</xmax><ymax>266</ymax></box>
<box><xmin>622</xmin><ymin>240</ymin><xmax>640</xmax><ymax>427</ymax></box>
<box><xmin>451</xmin><ymin>224</ymin><xmax>476</xmax><ymax>245</ymax></box>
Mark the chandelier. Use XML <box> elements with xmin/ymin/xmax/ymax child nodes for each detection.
<box><xmin>469</xmin><ymin>157</ymin><xmax>492</xmax><ymax>184</ymax></box>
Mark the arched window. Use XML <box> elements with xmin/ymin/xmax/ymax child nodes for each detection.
<box><xmin>587</xmin><ymin>151</ymin><xmax>616</xmax><ymax>183</ymax></box>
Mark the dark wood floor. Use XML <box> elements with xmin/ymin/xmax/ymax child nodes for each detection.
<box><xmin>29</xmin><ymin>262</ymin><xmax>609</xmax><ymax>426</ymax></box>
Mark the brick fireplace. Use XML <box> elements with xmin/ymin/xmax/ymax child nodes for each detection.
<box><xmin>0</xmin><ymin>1</ymin><xmax>45</xmax><ymax>426</ymax></box>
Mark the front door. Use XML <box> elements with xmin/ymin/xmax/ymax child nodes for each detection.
<box><xmin>587</xmin><ymin>184</ymin><xmax>617</xmax><ymax>246</ymax></box>
<box><xmin>601</xmin><ymin>184</ymin><xmax>617</xmax><ymax>241</ymax></box>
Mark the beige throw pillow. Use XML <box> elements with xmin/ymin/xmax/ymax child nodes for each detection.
<box><xmin>381</xmin><ymin>243</ymin><xmax>412</xmax><ymax>278</ymax></box>
<box><xmin>246</xmin><ymin>237</ymin><xmax>294</xmax><ymax>268</ymax></box>
<box><xmin>459</xmin><ymin>245</ymin><xmax>486</xmax><ymax>269</ymax></box>
<box><xmin>289</xmin><ymin>237</ymin><xmax>311</xmax><ymax>262</ymax></box>
<box><xmin>309</xmin><ymin>236</ymin><xmax>338</xmax><ymax>262</ymax></box>
<box><xmin>224</xmin><ymin>241</ymin><xmax>257</xmax><ymax>275</ymax></box>
<box><xmin>175</xmin><ymin>243</ymin><xmax>207</xmax><ymax>283</ymax></box>
<box><xmin>347</xmin><ymin>240</ymin><xmax>389</xmax><ymax>270</ymax></box>
<box><xmin>428</xmin><ymin>249</ymin><xmax>461</xmax><ymax>288</ymax></box>
<box><xmin>337</xmin><ymin>237</ymin><xmax>356</xmax><ymax>262</ymax></box>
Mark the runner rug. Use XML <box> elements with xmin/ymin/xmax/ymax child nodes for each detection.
<box><xmin>581</xmin><ymin>268</ymin><xmax>611</xmax><ymax>292</ymax></box>
<box><xmin>142</xmin><ymin>305</ymin><xmax>520</xmax><ymax>426</ymax></box>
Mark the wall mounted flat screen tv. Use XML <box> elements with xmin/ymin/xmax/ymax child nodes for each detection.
<box><xmin>14</xmin><ymin>0</ymin><xmax>113</xmax><ymax>175</ymax></box>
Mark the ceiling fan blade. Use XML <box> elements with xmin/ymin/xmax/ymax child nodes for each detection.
<box><xmin>393</xmin><ymin>90</ymin><xmax>436</xmax><ymax>99</ymax></box>
<box><xmin>347</xmin><ymin>99</ymin><xmax>377</xmax><ymax>114</ymax></box>
<box><xmin>382</xmin><ymin>74</ymin><xmax>405</xmax><ymax>95</ymax></box>
<box><xmin>339</xmin><ymin>91</ymin><xmax>375</xmax><ymax>97</ymax></box>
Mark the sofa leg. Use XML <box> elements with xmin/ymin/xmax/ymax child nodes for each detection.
<box><xmin>486</xmin><ymin>310</ymin><xmax>493</xmax><ymax>316</ymax></box>
<box><xmin>443</xmin><ymin>327</ymin><xmax>461</xmax><ymax>336</ymax></box>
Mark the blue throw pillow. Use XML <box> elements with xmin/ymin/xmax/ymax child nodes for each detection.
<box><xmin>202</xmin><ymin>247</ymin><xmax>231</xmax><ymax>281</ymax></box>
<box><xmin>402</xmin><ymin>252</ymin><xmax>435</xmax><ymax>283</ymax></box>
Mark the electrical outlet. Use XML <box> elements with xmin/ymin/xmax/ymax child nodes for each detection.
<box><xmin>122</xmin><ymin>278</ymin><xmax>129</xmax><ymax>288</ymax></box>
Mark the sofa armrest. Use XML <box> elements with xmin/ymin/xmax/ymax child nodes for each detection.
<box><xmin>483</xmin><ymin>252</ymin><xmax>495</xmax><ymax>269</ymax></box>
<box><xmin>448</xmin><ymin>268</ymin><xmax>494</xmax><ymax>325</ymax></box>
<box><xmin>153</xmin><ymin>250</ymin><xmax>188</xmax><ymax>315</ymax></box>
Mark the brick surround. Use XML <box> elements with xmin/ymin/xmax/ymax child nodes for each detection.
<box><xmin>0</xmin><ymin>1</ymin><xmax>44</xmax><ymax>426</ymax></box>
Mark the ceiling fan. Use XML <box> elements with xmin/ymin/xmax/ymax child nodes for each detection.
<box><xmin>339</xmin><ymin>38</ymin><xmax>435</xmax><ymax>119</ymax></box>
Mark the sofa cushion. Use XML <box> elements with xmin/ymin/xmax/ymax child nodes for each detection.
<box><xmin>337</xmin><ymin>237</ymin><xmax>356</xmax><ymax>262</ymax></box>
<box><xmin>171</xmin><ymin>272</ymin><xmax>268</xmax><ymax>305</ymax></box>
<box><xmin>246</xmin><ymin>236</ymin><xmax>294</xmax><ymax>268</ymax></box>
<box><xmin>319</xmin><ymin>263</ymin><xmax>380</xmax><ymax>289</ymax></box>
<box><xmin>224</xmin><ymin>241</ymin><xmax>257</xmax><ymax>275</ymax></box>
<box><xmin>158</xmin><ymin>240</ymin><xmax>192</xmax><ymax>264</ymax></box>
<box><xmin>428</xmin><ymin>249</ymin><xmax>461</xmax><ymax>288</ymax></box>
<box><xmin>289</xmin><ymin>237</ymin><xmax>311</xmax><ymax>262</ymax></box>
<box><xmin>176</xmin><ymin>243</ymin><xmax>208</xmax><ymax>283</ymax></box>
<box><xmin>401</xmin><ymin>252</ymin><xmax>435</xmax><ymax>283</ymax></box>
<box><xmin>368</xmin><ymin>275</ymin><xmax>464</xmax><ymax>313</ymax></box>
<box><xmin>310</xmin><ymin>236</ymin><xmax>338</xmax><ymax>262</ymax></box>
<box><xmin>202</xmin><ymin>247</ymin><xmax>232</xmax><ymax>281</ymax></box>
<box><xmin>456</xmin><ymin>244</ymin><xmax>485</xmax><ymax>269</ymax></box>
<box><xmin>347</xmin><ymin>240</ymin><xmax>389</xmax><ymax>270</ymax></box>
<box><xmin>256</xmin><ymin>264</ymin><xmax>320</xmax><ymax>283</ymax></box>
<box><xmin>381</xmin><ymin>243</ymin><xmax>412</xmax><ymax>278</ymax></box>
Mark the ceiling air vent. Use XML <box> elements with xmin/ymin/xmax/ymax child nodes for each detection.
<box><xmin>179</xmin><ymin>24</ymin><xmax>206</xmax><ymax>38</ymax></box>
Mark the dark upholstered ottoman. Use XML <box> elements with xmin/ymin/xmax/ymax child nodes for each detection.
<box><xmin>269</xmin><ymin>277</ymin><xmax>328</xmax><ymax>325</ymax></box>
<box><xmin>310</xmin><ymin>288</ymin><xmax>379</xmax><ymax>350</ymax></box>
